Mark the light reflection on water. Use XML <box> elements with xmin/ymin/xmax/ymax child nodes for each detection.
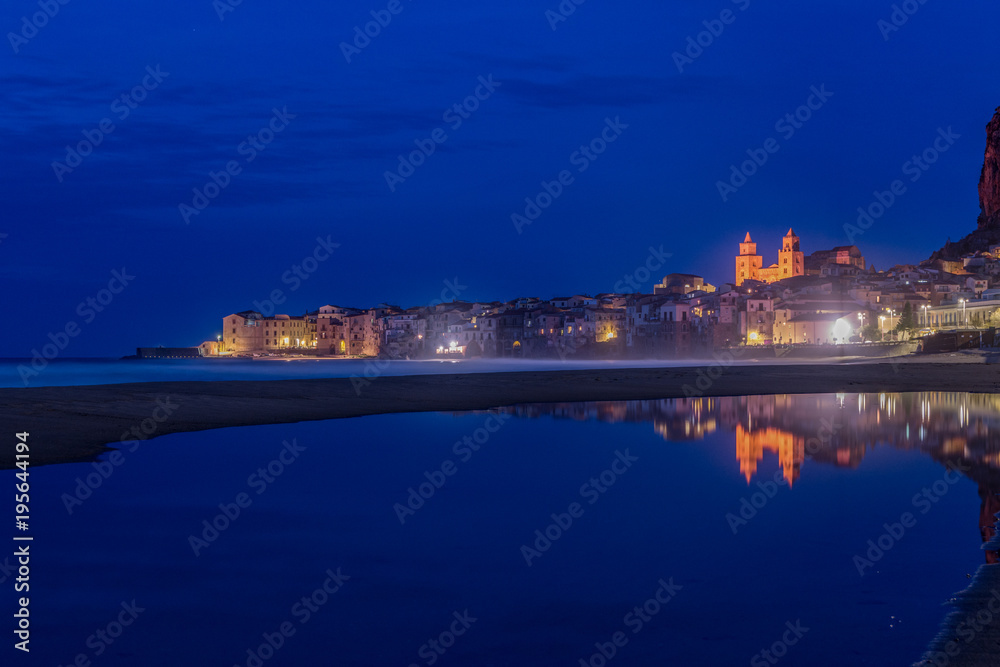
<box><xmin>493</xmin><ymin>392</ymin><xmax>1000</xmax><ymax>564</ymax></box>
<box><xmin>10</xmin><ymin>391</ymin><xmax>999</xmax><ymax>666</ymax></box>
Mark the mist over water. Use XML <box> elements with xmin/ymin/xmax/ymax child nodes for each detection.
<box><xmin>0</xmin><ymin>356</ymin><xmax>827</xmax><ymax>388</ymax></box>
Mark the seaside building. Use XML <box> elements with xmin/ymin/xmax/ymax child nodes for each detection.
<box><xmin>223</xmin><ymin>311</ymin><xmax>266</xmax><ymax>353</ymax></box>
<box><xmin>262</xmin><ymin>314</ymin><xmax>315</xmax><ymax>350</ymax></box>
<box><xmin>624</xmin><ymin>295</ymin><xmax>691</xmax><ymax>357</ymax></box>
<box><xmin>480</xmin><ymin>310</ymin><xmax>527</xmax><ymax>357</ymax></box>
<box><xmin>742</xmin><ymin>295</ymin><xmax>777</xmax><ymax>345</ymax></box>
<box><xmin>426</xmin><ymin>303</ymin><xmax>474</xmax><ymax>353</ymax></box>
<box><xmin>345</xmin><ymin>313</ymin><xmax>368</xmax><ymax>356</ymax></box>
<box><xmin>584</xmin><ymin>307</ymin><xmax>625</xmax><ymax>342</ymax></box>
<box><xmin>384</xmin><ymin>311</ymin><xmax>427</xmax><ymax>358</ymax></box>
<box><xmin>315</xmin><ymin>305</ymin><xmax>358</xmax><ymax>355</ymax></box>
<box><xmin>317</xmin><ymin>317</ymin><xmax>348</xmax><ymax>355</ymax></box>
<box><xmin>222</xmin><ymin>311</ymin><xmax>317</xmax><ymax>353</ymax></box>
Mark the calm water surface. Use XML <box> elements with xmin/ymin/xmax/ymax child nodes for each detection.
<box><xmin>4</xmin><ymin>392</ymin><xmax>996</xmax><ymax>666</ymax></box>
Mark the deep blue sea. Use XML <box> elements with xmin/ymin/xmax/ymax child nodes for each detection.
<box><xmin>0</xmin><ymin>392</ymin><xmax>991</xmax><ymax>665</ymax></box>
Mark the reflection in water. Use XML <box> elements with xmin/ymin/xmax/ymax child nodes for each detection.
<box><xmin>494</xmin><ymin>392</ymin><xmax>1000</xmax><ymax>564</ymax></box>
<box><xmin>493</xmin><ymin>392</ymin><xmax>1000</xmax><ymax>664</ymax></box>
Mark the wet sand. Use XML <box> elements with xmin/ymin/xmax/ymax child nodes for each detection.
<box><xmin>4</xmin><ymin>360</ymin><xmax>1000</xmax><ymax>469</ymax></box>
<box><xmin>916</xmin><ymin>559</ymin><xmax>1000</xmax><ymax>666</ymax></box>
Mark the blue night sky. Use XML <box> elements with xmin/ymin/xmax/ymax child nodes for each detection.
<box><xmin>1</xmin><ymin>0</ymin><xmax>997</xmax><ymax>356</ymax></box>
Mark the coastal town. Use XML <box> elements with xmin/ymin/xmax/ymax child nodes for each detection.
<box><xmin>197</xmin><ymin>227</ymin><xmax>1000</xmax><ymax>360</ymax></box>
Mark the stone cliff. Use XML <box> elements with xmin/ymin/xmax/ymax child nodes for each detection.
<box><xmin>978</xmin><ymin>107</ymin><xmax>1000</xmax><ymax>230</ymax></box>
<box><xmin>928</xmin><ymin>107</ymin><xmax>1000</xmax><ymax>261</ymax></box>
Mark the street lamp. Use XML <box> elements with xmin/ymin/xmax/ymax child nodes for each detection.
<box><xmin>879</xmin><ymin>315</ymin><xmax>885</xmax><ymax>342</ymax></box>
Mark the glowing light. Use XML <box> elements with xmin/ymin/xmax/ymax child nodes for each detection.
<box><xmin>833</xmin><ymin>318</ymin><xmax>851</xmax><ymax>342</ymax></box>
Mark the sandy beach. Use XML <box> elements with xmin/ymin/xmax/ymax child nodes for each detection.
<box><xmin>3</xmin><ymin>359</ymin><xmax>999</xmax><ymax>469</ymax></box>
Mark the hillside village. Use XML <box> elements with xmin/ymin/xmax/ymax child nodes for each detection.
<box><xmin>207</xmin><ymin>227</ymin><xmax>1000</xmax><ymax>360</ymax></box>
<box><xmin>203</xmin><ymin>107</ymin><xmax>1000</xmax><ymax>361</ymax></box>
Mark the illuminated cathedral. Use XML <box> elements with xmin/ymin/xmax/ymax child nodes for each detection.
<box><xmin>735</xmin><ymin>229</ymin><xmax>804</xmax><ymax>286</ymax></box>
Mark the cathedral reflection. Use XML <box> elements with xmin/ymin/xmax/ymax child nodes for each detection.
<box><xmin>495</xmin><ymin>392</ymin><xmax>1000</xmax><ymax>562</ymax></box>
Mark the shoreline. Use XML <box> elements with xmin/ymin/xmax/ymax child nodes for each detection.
<box><xmin>4</xmin><ymin>361</ymin><xmax>1000</xmax><ymax>469</ymax></box>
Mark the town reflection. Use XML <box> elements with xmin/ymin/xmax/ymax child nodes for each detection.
<box><xmin>495</xmin><ymin>392</ymin><xmax>1000</xmax><ymax>563</ymax></box>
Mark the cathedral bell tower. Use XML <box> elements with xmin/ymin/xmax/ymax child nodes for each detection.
<box><xmin>778</xmin><ymin>228</ymin><xmax>804</xmax><ymax>278</ymax></box>
<box><xmin>735</xmin><ymin>232</ymin><xmax>762</xmax><ymax>286</ymax></box>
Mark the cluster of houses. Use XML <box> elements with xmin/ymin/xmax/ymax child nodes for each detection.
<box><xmin>203</xmin><ymin>231</ymin><xmax>1000</xmax><ymax>359</ymax></box>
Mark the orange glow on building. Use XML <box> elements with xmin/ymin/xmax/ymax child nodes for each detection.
<box><xmin>735</xmin><ymin>229</ymin><xmax>804</xmax><ymax>286</ymax></box>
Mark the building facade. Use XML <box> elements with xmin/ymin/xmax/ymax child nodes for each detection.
<box><xmin>736</xmin><ymin>229</ymin><xmax>804</xmax><ymax>286</ymax></box>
